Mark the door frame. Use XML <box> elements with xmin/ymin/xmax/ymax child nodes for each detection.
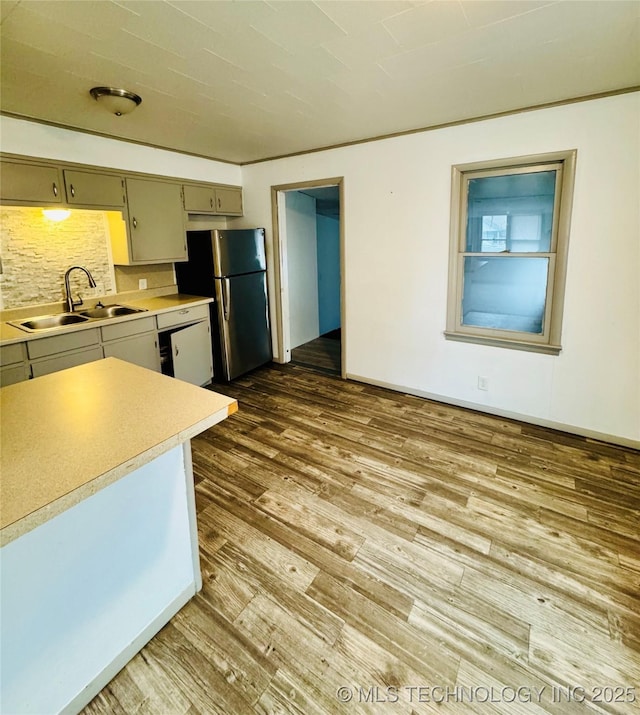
<box><xmin>270</xmin><ymin>177</ymin><xmax>345</xmax><ymax>378</ymax></box>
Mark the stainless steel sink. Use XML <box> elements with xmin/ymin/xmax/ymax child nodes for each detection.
<box><xmin>8</xmin><ymin>305</ymin><xmax>147</xmax><ymax>332</ymax></box>
<box><xmin>78</xmin><ymin>304</ymin><xmax>147</xmax><ymax>319</ymax></box>
<box><xmin>9</xmin><ymin>313</ymin><xmax>90</xmax><ymax>332</ymax></box>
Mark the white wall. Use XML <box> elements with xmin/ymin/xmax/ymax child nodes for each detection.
<box><xmin>239</xmin><ymin>93</ymin><xmax>640</xmax><ymax>445</ymax></box>
<box><xmin>0</xmin><ymin>116</ymin><xmax>241</xmax><ymax>185</ymax></box>
<box><xmin>285</xmin><ymin>191</ymin><xmax>319</xmax><ymax>348</ymax></box>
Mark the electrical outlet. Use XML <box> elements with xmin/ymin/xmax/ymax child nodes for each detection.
<box><xmin>138</xmin><ymin>278</ymin><xmax>148</xmax><ymax>290</ymax></box>
<box><xmin>477</xmin><ymin>376</ymin><xmax>489</xmax><ymax>391</ymax></box>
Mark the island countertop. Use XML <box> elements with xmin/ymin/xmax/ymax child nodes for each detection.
<box><xmin>0</xmin><ymin>357</ymin><xmax>237</xmax><ymax>545</ymax></box>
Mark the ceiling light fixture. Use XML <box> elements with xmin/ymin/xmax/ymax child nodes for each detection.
<box><xmin>90</xmin><ymin>86</ymin><xmax>142</xmax><ymax>116</ymax></box>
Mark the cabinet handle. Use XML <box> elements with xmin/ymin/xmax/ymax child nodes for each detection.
<box><xmin>175</xmin><ymin>345</ymin><xmax>179</xmax><ymax>357</ymax></box>
<box><xmin>132</xmin><ymin>217</ymin><xmax>138</xmax><ymax>229</ymax></box>
<box><xmin>179</xmin><ymin>309</ymin><xmax>189</xmax><ymax>315</ymax></box>
<box><xmin>210</xmin><ymin>197</ymin><xmax>213</xmax><ymax>208</ymax></box>
<box><xmin>217</xmin><ymin>197</ymin><xmax>222</xmax><ymax>209</ymax></box>
<box><xmin>52</xmin><ymin>182</ymin><xmax>58</xmax><ymax>197</ymax></box>
<box><xmin>70</xmin><ymin>184</ymin><xmax>75</xmax><ymax>198</ymax></box>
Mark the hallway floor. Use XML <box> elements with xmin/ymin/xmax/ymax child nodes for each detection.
<box><xmin>290</xmin><ymin>330</ymin><xmax>341</xmax><ymax>375</ymax></box>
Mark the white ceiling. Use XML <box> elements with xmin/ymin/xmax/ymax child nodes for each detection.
<box><xmin>1</xmin><ymin>0</ymin><xmax>638</xmax><ymax>165</ymax></box>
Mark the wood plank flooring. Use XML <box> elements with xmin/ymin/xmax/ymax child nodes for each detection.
<box><xmin>83</xmin><ymin>364</ymin><xmax>640</xmax><ymax>714</ymax></box>
<box><xmin>290</xmin><ymin>334</ymin><xmax>341</xmax><ymax>375</ymax></box>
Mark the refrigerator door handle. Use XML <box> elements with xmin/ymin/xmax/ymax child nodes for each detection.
<box><xmin>222</xmin><ymin>278</ymin><xmax>231</xmax><ymax>321</ymax></box>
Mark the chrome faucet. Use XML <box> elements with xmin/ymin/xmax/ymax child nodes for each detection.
<box><xmin>64</xmin><ymin>266</ymin><xmax>97</xmax><ymax>312</ymax></box>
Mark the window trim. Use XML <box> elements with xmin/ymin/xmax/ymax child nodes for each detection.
<box><xmin>445</xmin><ymin>150</ymin><xmax>577</xmax><ymax>355</ymax></box>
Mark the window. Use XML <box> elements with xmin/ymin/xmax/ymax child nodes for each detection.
<box><xmin>445</xmin><ymin>150</ymin><xmax>576</xmax><ymax>354</ymax></box>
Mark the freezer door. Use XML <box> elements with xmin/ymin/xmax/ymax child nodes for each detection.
<box><xmin>215</xmin><ymin>272</ymin><xmax>271</xmax><ymax>380</ymax></box>
<box><xmin>213</xmin><ymin>228</ymin><xmax>266</xmax><ymax>277</ymax></box>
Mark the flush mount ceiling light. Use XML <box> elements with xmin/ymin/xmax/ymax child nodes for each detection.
<box><xmin>90</xmin><ymin>86</ymin><xmax>142</xmax><ymax>116</ymax></box>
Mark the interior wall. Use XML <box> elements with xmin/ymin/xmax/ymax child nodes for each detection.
<box><xmin>285</xmin><ymin>192</ymin><xmax>319</xmax><ymax>348</ymax></box>
<box><xmin>0</xmin><ymin>116</ymin><xmax>241</xmax><ymax>185</ymax></box>
<box><xmin>239</xmin><ymin>93</ymin><xmax>640</xmax><ymax>444</ymax></box>
<box><xmin>316</xmin><ymin>214</ymin><xmax>341</xmax><ymax>335</ymax></box>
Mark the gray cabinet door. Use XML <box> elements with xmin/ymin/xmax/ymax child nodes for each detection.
<box><xmin>1</xmin><ymin>162</ymin><xmax>63</xmax><ymax>203</ymax></box>
<box><xmin>126</xmin><ymin>178</ymin><xmax>187</xmax><ymax>263</ymax></box>
<box><xmin>214</xmin><ymin>187</ymin><xmax>243</xmax><ymax>215</ymax></box>
<box><xmin>183</xmin><ymin>184</ymin><xmax>243</xmax><ymax>215</ymax></box>
<box><xmin>103</xmin><ymin>333</ymin><xmax>160</xmax><ymax>372</ymax></box>
<box><xmin>64</xmin><ymin>170</ymin><xmax>125</xmax><ymax>207</ymax></box>
<box><xmin>183</xmin><ymin>184</ymin><xmax>215</xmax><ymax>212</ymax></box>
<box><xmin>0</xmin><ymin>364</ymin><xmax>28</xmax><ymax>387</ymax></box>
<box><xmin>30</xmin><ymin>346</ymin><xmax>104</xmax><ymax>378</ymax></box>
<box><xmin>170</xmin><ymin>321</ymin><xmax>213</xmax><ymax>386</ymax></box>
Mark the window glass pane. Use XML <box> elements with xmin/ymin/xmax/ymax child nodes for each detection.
<box><xmin>481</xmin><ymin>215</ymin><xmax>507</xmax><ymax>251</ymax></box>
<box><xmin>462</xmin><ymin>256</ymin><xmax>549</xmax><ymax>334</ymax></box>
<box><xmin>466</xmin><ymin>170</ymin><xmax>556</xmax><ymax>253</ymax></box>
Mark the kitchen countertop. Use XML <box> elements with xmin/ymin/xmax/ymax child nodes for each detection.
<box><xmin>0</xmin><ymin>357</ymin><xmax>237</xmax><ymax>545</ymax></box>
<box><xmin>0</xmin><ymin>292</ymin><xmax>213</xmax><ymax>346</ymax></box>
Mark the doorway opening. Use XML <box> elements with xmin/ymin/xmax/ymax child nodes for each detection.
<box><xmin>271</xmin><ymin>178</ymin><xmax>344</xmax><ymax>378</ymax></box>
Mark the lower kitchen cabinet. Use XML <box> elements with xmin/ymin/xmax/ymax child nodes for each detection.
<box><xmin>5</xmin><ymin>302</ymin><xmax>212</xmax><ymax>385</ymax></box>
<box><xmin>159</xmin><ymin>321</ymin><xmax>213</xmax><ymax>386</ymax></box>
<box><xmin>30</xmin><ymin>346</ymin><xmax>104</xmax><ymax>378</ymax></box>
<box><xmin>27</xmin><ymin>328</ymin><xmax>103</xmax><ymax>378</ymax></box>
<box><xmin>0</xmin><ymin>343</ymin><xmax>28</xmax><ymax>387</ymax></box>
<box><xmin>0</xmin><ymin>364</ymin><xmax>28</xmax><ymax>387</ymax></box>
<box><xmin>103</xmin><ymin>333</ymin><xmax>160</xmax><ymax>373</ymax></box>
<box><xmin>101</xmin><ymin>316</ymin><xmax>160</xmax><ymax>372</ymax></box>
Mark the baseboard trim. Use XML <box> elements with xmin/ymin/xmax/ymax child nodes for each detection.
<box><xmin>346</xmin><ymin>373</ymin><xmax>639</xmax><ymax>450</ymax></box>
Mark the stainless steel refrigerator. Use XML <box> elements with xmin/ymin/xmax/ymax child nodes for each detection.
<box><xmin>176</xmin><ymin>229</ymin><xmax>272</xmax><ymax>381</ymax></box>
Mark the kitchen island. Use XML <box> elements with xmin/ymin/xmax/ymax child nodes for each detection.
<box><xmin>0</xmin><ymin>358</ymin><xmax>237</xmax><ymax>714</ymax></box>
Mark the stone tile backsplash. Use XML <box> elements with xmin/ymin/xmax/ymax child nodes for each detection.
<box><xmin>0</xmin><ymin>207</ymin><xmax>115</xmax><ymax>310</ymax></box>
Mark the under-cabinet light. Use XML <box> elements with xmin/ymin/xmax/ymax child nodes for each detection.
<box><xmin>42</xmin><ymin>209</ymin><xmax>71</xmax><ymax>222</ymax></box>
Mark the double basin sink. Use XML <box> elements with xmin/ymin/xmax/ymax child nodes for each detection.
<box><xmin>9</xmin><ymin>305</ymin><xmax>147</xmax><ymax>333</ymax></box>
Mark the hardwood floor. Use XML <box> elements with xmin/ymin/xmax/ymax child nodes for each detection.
<box><xmin>83</xmin><ymin>364</ymin><xmax>640</xmax><ymax>714</ymax></box>
<box><xmin>290</xmin><ymin>333</ymin><xmax>341</xmax><ymax>375</ymax></box>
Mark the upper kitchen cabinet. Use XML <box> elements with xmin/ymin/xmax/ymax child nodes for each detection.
<box><xmin>215</xmin><ymin>187</ymin><xmax>243</xmax><ymax>215</ymax></box>
<box><xmin>112</xmin><ymin>178</ymin><xmax>187</xmax><ymax>265</ymax></box>
<box><xmin>63</xmin><ymin>169</ymin><xmax>125</xmax><ymax>208</ymax></box>
<box><xmin>183</xmin><ymin>183</ymin><xmax>243</xmax><ymax>215</ymax></box>
<box><xmin>1</xmin><ymin>161</ymin><xmax>63</xmax><ymax>204</ymax></box>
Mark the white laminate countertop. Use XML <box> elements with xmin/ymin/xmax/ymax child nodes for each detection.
<box><xmin>0</xmin><ymin>293</ymin><xmax>213</xmax><ymax>346</ymax></box>
<box><xmin>0</xmin><ymin>357</ymin><xmax>237</xmax><ymax>545</ymax></box>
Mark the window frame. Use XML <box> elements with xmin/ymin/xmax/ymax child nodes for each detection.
<box><xmin>445</xmin><ymin>150</ymin><xmax>577</xmax><ymax>355</ymax></box>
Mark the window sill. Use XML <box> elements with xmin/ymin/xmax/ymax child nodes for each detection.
<box><xmin>444</xmin><ymin>331</ymin><xmax>562</xmax><ymax>355</ymax></box>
